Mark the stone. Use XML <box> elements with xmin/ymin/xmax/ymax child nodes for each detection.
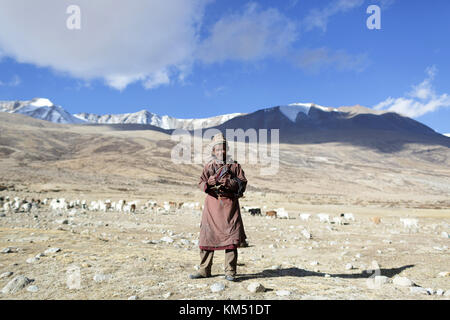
<box><xmin>435</xmin><ymin>289</ymin><xmax>444</xmax><ymax>296</ymax></box>
<box><xmin>0</xmin><ymin>272</ymin><xmax>13</xmax><ymax>279</ymax></box>
<box><xmin>441</xmin><ymin>231</ymin><xmax>449</xmax><ymax>238</ymax></box>
<box><xmin>276</xmin><ymin>290</ymin><xmax>291</xmax><ymax>296</ymax></box>
<box><xmin>247</xmin><ymin>282</ymin><xmax>265</xmax><ymax>293</ymax></box>
<box><xmin>56</xmin><ymin>219</ymin><xmax>69</xmax><ymax>225</ymax></box>
<box><xmin>162</xmin><ymin>292</ymin><xmax>172</xmax><ymax>298</ymax></box>
<box><xmin>374</xmin><ymin>276</ymin><xmax>390</xmax><ymax>285</ymax></box>
<box><xmin>438</xmin><ymin>271</ymin><xmax>450</xmax><ymax>277</ymax></box>
<box><xmin>345</xmin><ymin>263</ymin><xmax>353</xmax><ymax>270</ymax></box>
<box><xmin>27</xmin><ymin>285</ymin><xmax>39</xmax><ymax>293</ymax></box>
<box><xmin>210</xmin><ymin>282</ymin><xmax>225</xmax><ymax>293</ymax></box>
<box><xmin>128</xmin><ymin>295</ymin><xmax>138</xmax><ymax>300</ymax></box>
<box><xmin>93</xmin><ymin>274</ymin><xmax>112</xmax><ymax>283</ymax></box>
<box><xmin>310</xmin><ymin>261</ymin><xmax>319</xmax><ymax>266</ymax></box>
<box><xmin>393</xmin><ymin>276</ymin><xmax>414</xmax><ymax>287</ymax></box>
<box><xmin>26</xmin><ymin>257</ymin><xmax>39</xmax><ymax>264</ymax></box>
<box><xmin>44</xmin><ymin>247</ymin><xmax>61</xmax><ymax>254</ymax></box>
<box><xmin>444</xmin><ymin>290</ymin><xmax>450</xmax><ymax>297</ymax></box>
<box><xmin>1</xmin><ymin>247</ymin><xmax>18</xmax><ymax>254</ymax></box>
<box><xmin>409</xmin><ymin>287</ymin><xmax>429</xmax><ymax>295</ymax></box>
<box><xmin>1</xmin><ymin>275</ymin><xmax>33</xmax><ymax>294</ymax></box>
<box><xmin>160</xmin><ymin>236</ymin><xmax>174</xmax><ymax>244</ymax></box>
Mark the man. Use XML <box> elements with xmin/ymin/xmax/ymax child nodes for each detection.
<box><xmin>189</xmin><ymin>133</ymin><xmax>248</xmax><ymax>282</ymax></box>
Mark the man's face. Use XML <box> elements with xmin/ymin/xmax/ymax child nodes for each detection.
<box><xmin>213</xmin><ymin>143</ymin><xmax>226</xmax><ymax>160</ymax></box>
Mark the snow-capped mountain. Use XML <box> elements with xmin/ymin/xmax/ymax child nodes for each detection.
<box><xmin>443</xmin><ymin>133</ymin><xmax>450</xmax><ymax>137</ymax></box>
<box><xmin>0</xmin><ymin>98</ymin><xmax>87</xmax><ymax>124</ymax></box>
<box><xmin>74</xmin><ymin>110</ymin><xmax>244</xmax><ymax>130</ymax></box>
<box><xmin>1</xmin><ymin>98</ymin><xmax>448</xmax><ymax>148</ymax></box>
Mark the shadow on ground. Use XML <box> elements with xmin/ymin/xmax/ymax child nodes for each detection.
<box><xmin>235</xmin><ymin>265</ymin><xmax>415</xmax><ymax>282</ymax></box>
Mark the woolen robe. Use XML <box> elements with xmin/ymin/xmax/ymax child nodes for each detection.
<box><xmin>198</xmin><ymin>157</ymin><xmax>247</xmax><ymax>250</ymax></box>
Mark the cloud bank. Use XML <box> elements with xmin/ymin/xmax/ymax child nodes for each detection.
<box><xmin>0</xmin><ymin>0</ymin><xmax>373</xmax><ymax>91</ymax></box>
<box><xmin>374</xmin><ymin>66</ymin><xmax>450</xmax><ymax>118</ymax></box>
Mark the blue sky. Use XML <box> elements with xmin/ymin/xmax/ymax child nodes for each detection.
<box><xmin>0</xmin><ymin>0</ymin><xmax>449</xmax><ymax>133</ymax></box>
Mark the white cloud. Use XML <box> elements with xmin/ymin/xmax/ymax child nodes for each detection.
<box><xmin>293</xmin><ymin>47</ymin><xmax>370</xmax><ymax>73</ymax></box>
<box><xmin>197</xmin><ymin>2</ymin><xmax>298</xmax><ymax>63</ymax></box>
<box><xmin>304</xmin><ymin>0</ymin><xmax>364</xmax><ymax>32</ymax></box>
<box><xmin>374</xmin><ymin>66</ymin><xmax>450</xmax><ymax>118</ymax></box>
<box><xmin>0</xmin><ymin>0</ymin><xmax>208</xmax><ymax>90</ymax></box>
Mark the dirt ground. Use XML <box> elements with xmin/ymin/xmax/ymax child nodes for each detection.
<box><xmin>0</xmin><ymin>196</ymin><xmax>449</xmax><ymax>300</ymax></box>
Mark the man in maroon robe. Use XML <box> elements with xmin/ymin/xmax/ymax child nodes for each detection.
<box><xmin>189</xmin><ymin>133</ymin><xmax>248</xmax><ymax>282</ymax></box>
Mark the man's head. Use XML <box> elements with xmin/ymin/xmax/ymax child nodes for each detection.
<box><xmin>213</xmin><ymin>142</ymin><xmax>227</xmax><ymax>161</ymax></box>
<box><xmin>211</xmin><ymin>133</ymin><xmax>227</xmax><ymax>161</ymax></box>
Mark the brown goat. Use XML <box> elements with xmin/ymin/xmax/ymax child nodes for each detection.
<box><xmin>266</xmin><ymin>210</ymin><xmax>277</xmax><ymax>217</ymax></box>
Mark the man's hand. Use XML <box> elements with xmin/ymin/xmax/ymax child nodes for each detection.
<box><xmin>207</xmin><ymin>176</ymin><xmax>217</xmax><ymax>186</ymax></box>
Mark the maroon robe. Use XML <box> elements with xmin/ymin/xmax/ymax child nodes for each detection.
<box><xmin>198</xmin><ymin>158</ymin><xmax>247</xmax><ymax>250</ymax></box>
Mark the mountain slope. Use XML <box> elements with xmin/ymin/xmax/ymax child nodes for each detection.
<box><xmin>74</xmin><ymin>109</ymin><xmax>244</xmax><ymax>130</ymax></box>
<box><xmin>0</xmin><ymin>98</ymin><xmax>87</xmax><ymax>124</ymax></box>
<box><xmin>211</xmin><ymin>103</ymin><xmax>450</xmax><ymax>152</ymax></box>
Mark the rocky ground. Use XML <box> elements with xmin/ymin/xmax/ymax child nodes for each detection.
<box><xmin>1</xmin><ymin>199</ymin><xmax>449</xmax><ymax>300</ymax></box>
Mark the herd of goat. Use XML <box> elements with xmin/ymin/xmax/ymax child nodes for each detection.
<box><xmin>0</xmin><ymin>196</ymin><xmax>421</xmax><ymax>228</ymax></box>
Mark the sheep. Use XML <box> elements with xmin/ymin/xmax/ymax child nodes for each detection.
<box><xmin>300</xmin><ymin>213</ymin><xmax>311</xmax><ymax>221</ymax></box>
<box><xmin>341</xmin><ymin>213</ymin><xmax>355</xmax><ymax>221</ymax></box>
<box><xmin>317</xmin><ymin>213</ymin><xmax>330</xmax><ymax>223</ymax></box>
<box><xmin>332</xmin><ymin>216</ymin><xmax>344</xmax><ymax>225</ymax></box>
<box><xmin>3</xmin><ymin>201</ymin><xmax>11</xmax><ymax>212</ymax></box>
<box><xmin>275</xmin><ymin>208</ymin><xmax>289</xmax><ymax>219</ymax></box>
<box><xmin>371</xmin><ymin>216</ymin><xmax>381</xmax><ymax>224</ymax></box>
<box><xmin>400</xmin><ymin>218</ymin><xmax>419</xmax><ymax>228</ymax></box>
<box><xmin>21</xmin><ymin>202</ymin><xmax>32</xmax><ymax>213</ymax></box>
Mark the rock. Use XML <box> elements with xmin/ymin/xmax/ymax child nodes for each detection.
<box><xmin>393</xmin><ymin>276</ymin><xmax>414</xmax><ymax>287</ymax></box>
<box><xmin>160</xmin><ymin>236</ymin><xmax>174</xmax><ymax>244</ymax></box>
<box><xmin>374</xmin><ymin>276</ymin><xmax>390</xmax><ymax>285</ymax></box>
<box><xmin>27</xmin><ymin>285</ymin><xmax>39</xmax><ymax>293</ymax></box>
<box><xmin>210</xmin><ymin>283</ymin><xmax>225</xmax><ymax>293</ymax></box>
<box><xmin>162</xmin><ymin>292</ymin><xmax>172</xmax><ymax>298</ymax></box>
<box><xmin>444</xmin><ymin>290</ymin><xmax>450</xmax><ymax>297</ymax></box>
<box><xmin>276</xmin><ymin>290</ymin><xmax>291</xmax><ymax>296</ymax></box>
<box><xmin>0</xmin><ymin>272</ymin><xmax>13</xmax><ymax>279</ymax></box>
<box><xmin>35</xmin><ymin>253</ymin><xmax>46</xmax><ymax>258</ymax></box>
<box><xmin>441</xmin><ymin>232</ymin><xmax>449</xmax><ymax>238</ymax></box>
<box><xmin>44</xmin><ymin>247</ymin><xmax>61</xmax><ymax>254</ymax></box>
<box><xmin>409</xmin><ymin>287</ymin><xmax>429</xmax><ymax>295</ymax></box>
<box><xmin>247</xmin><ymin>282</ymin><xmax>265</xmax><ymax>293</ymax></box>
<box><xmin>1</xmin><ymin>247</ymin><xmax>18</xmax><ymax>254</ymax></box>
<box><xmin>310</xmin><ymin>261</ymin><xmax>319</xmax><ymax>266</ymax></box>
<box><xmin>1</xmin><ymin>275</ymin><xmax>34</xmax><ymax>294</ymax></box>
<box><xmin>56</xmin><ymin>219</ymin><xmax>69</xmax><ymax>225</ymax></box>
<box><xmin>435</xmin><ymin>289</ymin><xmax>444</xmax><ymax>296</ymax></box>
<box><xmin>345</xmin><ymin>263</ymin><xmax>353</xmax><ymax>270</ymax></box>
<box><xmin>270</xmin><ymin>265</ymin><xmax>281</xmax><ymax>270</ymax></box>
<box><xmin>301</xmin><ymin>229</ymin><xmax>311</xmax><ymax>239</ymax></box>
<box><xmin>26</xmin><ymin>257</ymin><xmax>39</xmax><ymax>264</ymax></box>
<box><xmin>324</xmin><ymin>274</ymin><xmax>331</xmax><ymax>278</ymax></box>
<box><xmin>438</xmin><ymin>271</ymin><xmax>450</xmax><ymax>277</ymax></box>
<box><xmin>93</xmin><ymin>274</ymin><xmax>112</xmax><ymax>283</ymax></box>
<box><xmin>128</xmin><ymin>295</ymin><xmax>138</xmax><ymax>300</ymax></box>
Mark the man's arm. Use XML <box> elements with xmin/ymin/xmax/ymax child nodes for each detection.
<box><xmin>198</xmin><ymin>165</ymin><xmax>210</xmax><ymax>193</ymax></box>
<box><xmin>218</xmin><ymin>163</ymin><xmax>247</xmax><ymax>195</ymax></box>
